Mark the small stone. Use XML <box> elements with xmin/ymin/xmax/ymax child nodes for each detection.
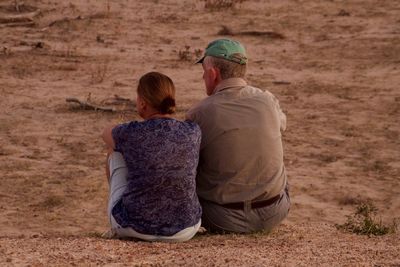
<box><xmin>337</xmin><ymin>9</ymin><xmax>350</xmax><ymax>16</ymax></box>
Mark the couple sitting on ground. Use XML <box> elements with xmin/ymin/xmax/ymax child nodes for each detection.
<box><xmin>102</xmin><ymin>39</ymin><xmax>290</xmax><ymax>242</ymax></box>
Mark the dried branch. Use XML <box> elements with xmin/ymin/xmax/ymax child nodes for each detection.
<box><xmin>100</xmin><ymin>94</ymin><xmax>136</xmax><ymax>110</ymax></box>
<box><xmin>113</xmin><ymin>94</ymin><xmax>132</xmax><ymax>102</ymax></box>
<box><xmin>0</xmin><ymin>9</ymin><xmax>40</xmax><ymax>24</ymax></box>
<box><xmin>15</xmin><ymin>0</ymin><xmax>20</xmax><ymax>12</ymax></box>
<box><xmin>0</xmin><ymin>21</ymin><xmax>34</xmax><ymax>28</ymax></box>
<box><xmin>66</xmin><ymin>97</ymin><xmax>115</xmax><ymax>112</ymax></box>
<box><xmin>273</xmin><ymin>81</ymin><xmax>291</xmax><ymax>85</ymax></box>
<box><xmin>218</xmin><ymin>25</ymin><xmax>285</xmax><ymax>39</ymax></box>
<box><xmin>48</xmin><ymin>12</ymin><xmax>108</xmax><ymax>27</ymax></box>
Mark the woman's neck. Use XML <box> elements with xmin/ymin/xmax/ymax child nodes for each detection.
<box><xmin>144</xmin><ymin>112</ymin><xmax>170</xmax><ymax>120</ymax></box>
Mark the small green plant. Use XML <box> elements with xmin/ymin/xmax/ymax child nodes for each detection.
<box><xmin>336</xmin><ymin>202</ymin><xmax>397</xmax><ymax>236</ymax></box>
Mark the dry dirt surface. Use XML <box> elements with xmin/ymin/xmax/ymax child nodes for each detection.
<box><xmin>1</xmin><ymin>0</ymin><xmax>399</xmax><ymax>266</ymax></box>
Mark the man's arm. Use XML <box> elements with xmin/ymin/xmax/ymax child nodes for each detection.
<box><xmin>185</xmin><ymin>110</ymin><xmax>193</xmax><ymax>121</ymax></box>
<box><xmin>185</xmin><ymin>102</ymin><xmax>198</xmax><ymax>121</ymax></box>
<box><xmin>274</xmin><ymin>100</ymin><xmax>287</xmax><ymax>132</ymax></box>
<box><xmin>102</xmin><ymin>124</ymin><xmax>116</xmax><ymax>150</ymax></box>
<box><xmin>264</xmin><ymin>90</ymin><xmax>286</xmax><ymax>132</ymax></box>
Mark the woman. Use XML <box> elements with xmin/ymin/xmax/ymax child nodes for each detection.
<box><xmin>102</xmin><ymin>72</ymin><xmax>202</xmax><ymax>242</ymax></box>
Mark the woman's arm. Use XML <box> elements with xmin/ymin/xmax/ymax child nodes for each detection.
<box><xmin>102</xmin><ymin>124</ymin><xmax>116</xmax><ymax>150</ymax></box>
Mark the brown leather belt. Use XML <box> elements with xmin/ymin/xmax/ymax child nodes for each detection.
<box><xmin>216</xmin><ymin>194</ymin><xmax>281</xmax><ymax>210</ymax></box>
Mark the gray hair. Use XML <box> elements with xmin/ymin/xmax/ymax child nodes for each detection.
<box><xmin>204</xmin><ymin>56</ymin><xmax>247</xmax><ymax>80</ymax></box>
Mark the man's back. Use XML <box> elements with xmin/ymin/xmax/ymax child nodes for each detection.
<box><xmin>190</xmin><ymin>38</ymin><xmax>290</xmax><ymax>233</ymax></box>
<box><xmin>187</xmin><ymin>78</ymin><xmax>287</xmax><ymax>204</ymax></box>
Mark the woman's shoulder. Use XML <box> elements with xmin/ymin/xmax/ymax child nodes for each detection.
<box><xmin>170</xmin><ymin>118</ymin><xmax>201</xmax><ymax>133</ymax></box>
<box><xmin>159</xmin><ymin>119</ymin><xmax>201</xmax><ymax>141</ymax></box>
<box><xmin>118</xmin><ymin>118</ymin><xmax>200</xmax><ymax>133</ymax></box>
<box><xmin>114</xmin><ymin>120</ymin><xmax>141</xmax><ymax>132</ymax></box>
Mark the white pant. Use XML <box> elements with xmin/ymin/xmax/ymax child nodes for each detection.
<box><xmin>108</xmin><ymin>152</ymin><xmax>201</xmax><ymax>242</ymax></box>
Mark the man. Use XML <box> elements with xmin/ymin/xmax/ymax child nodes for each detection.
<box><xmin>186</xmin><ymin>39</ymin><xmax>290</xmax><ymax>233</ymax></box>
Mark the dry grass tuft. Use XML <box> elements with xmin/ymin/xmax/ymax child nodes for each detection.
<box><xmin>178</xmin><ymin>46</ymin><xmax>202</xmax><ymax>62</ymax></box>
<box><xmin>337</xmin><ymin>195</ymin><xmax>365</xmax><ymax>206</ymax></box>
<box><xmin>38</xmin><ymin>196</ymin><xmax>64</xmax><ymax>210</ymax></box>
<box><xmin>90</xmin><ymin>62</ymin><xmax>109</xmax><ymax>84</ymax></box>
<box><xmin>202</xmin><ymin>0</ymin><xmax>248</xmax><ymax>10</ymax></box>
<box><xmin>336</xmin><ymin>202</ymin><xmax>397</xmax><ymax>236</ymax></box>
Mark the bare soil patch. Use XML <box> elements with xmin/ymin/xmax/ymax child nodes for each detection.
<box><xmin>0</xmin><ymin>0</ymin><xmax>399</xmax><ymax>265</ymax></box>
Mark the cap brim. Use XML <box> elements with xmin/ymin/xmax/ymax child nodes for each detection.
<box><xmin>195</xmin><ymin>56</ymin><xmax>205</xmax><ymax>64</ymax></box>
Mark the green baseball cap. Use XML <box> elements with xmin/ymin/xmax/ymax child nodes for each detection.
<box><xmin>196</xmin><ymin>39</ymin><xmax>248</xmax><ymax>65</ymax></box>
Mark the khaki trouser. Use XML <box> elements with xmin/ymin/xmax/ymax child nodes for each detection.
<box><xmin>200</xmin><ymin>185</ymin><xmax>290</xmax><ymax>234</ymax></box>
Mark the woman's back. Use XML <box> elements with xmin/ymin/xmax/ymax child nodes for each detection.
<box><xmin>111</xmin><ymin>118</ymin><xmax>202</xmax><ymax>236</ymax></box>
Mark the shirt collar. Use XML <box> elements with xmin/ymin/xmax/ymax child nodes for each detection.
<box><xmin>213</xmin><ymin>78</ymin><xmax>248</xmax><ymax>94</ymax></box>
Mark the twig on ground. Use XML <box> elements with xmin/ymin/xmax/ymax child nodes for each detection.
<box><xmin>0</xmin><ymin>9</ymin><xmax>40</xmax><ymax>24</ymax></box>
<box><xmin>218</xmin><ymin>25</ymin><xmax>285</xmax><ymax>39</ymax></box>
<box><xmin>48</xmin><ymin>12</ymin><xmax>108</xmax><ymax>27</ymax></box>
<box><xmin>273</xmin><ymin>81</ymin><xmax>291</xmax><ymax>85</ymax></box>
<box><xmin>66</xmin><ymin>97</ymin><xmax>115</xmax><ymax>112</ymax></box>
<box><xmin>14</xmin><ymin>0</ymin><xmax>21</xmax><ymax>12</ymax></box>
<box><xmin>100</xmin><ymin>95</ymin><xmax>136</xmax><ymax>109</ymax></box>
<box><xmin>113</xmin><ymin>95</ymin><xmax>132</xmax><ymax>102</ymax></box>
<box><xmin>0</xmin><ymin>21</ymin><xmax>34</xmax><ymax>28</ymax></box>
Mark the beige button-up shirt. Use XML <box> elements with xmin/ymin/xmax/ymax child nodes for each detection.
<box><xmin>186</xmin><ymin>78</ymin><xmax>287</xmax><ymax>204</ymax></box>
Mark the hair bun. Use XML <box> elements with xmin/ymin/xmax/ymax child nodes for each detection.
<box><xmin>159</xmin><ymin>97</ymin><xmax>176</xmax><ymax>114</ymax></box>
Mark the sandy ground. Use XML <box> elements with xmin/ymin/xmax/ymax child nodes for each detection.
<box><xmin>0</xmin><ymin>0</ymin><xmax>399</xmax><ymax>265</ymax></box>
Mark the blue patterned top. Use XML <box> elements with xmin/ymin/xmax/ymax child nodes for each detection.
<box><xmin>111</xmin><ymin>118</ymin><xmax>202</xmax><ymax>236</ymax></box>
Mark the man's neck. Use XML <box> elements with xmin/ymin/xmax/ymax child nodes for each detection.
<box><xmin>212</xmin><ymin>78</ymin><xmax>247</xmax><ymax>95</ymax></box>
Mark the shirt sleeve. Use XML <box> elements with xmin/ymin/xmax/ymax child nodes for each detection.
<box><xmin>111</xmin><ymin>122</ymin><xmax>132</xmax><ymax>152</ymax></box>
<box><xmin>272</xmin><ymin>97</ymin><xmax>287</xmax><ymax>132</ymax></box>
<box><xmin>185</xmin><ymin>105</ymin><xmax>209</xmax><ymax>150</ymax></box>
<box><xmin>185</xmin><ymin>107</ymin><xmax>196</xmax><ymax>121</ymax></box>
<box><xmin>264</xmin><ymin>90</ymin><xmax>287</xmax><ymax>132</ymax></box>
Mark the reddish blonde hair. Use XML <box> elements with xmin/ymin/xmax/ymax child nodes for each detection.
<box><xmin>137</xmin><ymin>72</ymin><xmax>176</xmax><ymax>114</ymax></box>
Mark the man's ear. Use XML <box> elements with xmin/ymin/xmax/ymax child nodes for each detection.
<box><xmin>212</xmin><ymin>67</ymin><xmax>222</xmax><ymax>84</ymax></box>
<box><xmin>210</xmin><ymin>67</ymin><xmax>220</xmax><ymax>83</ymax></box>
